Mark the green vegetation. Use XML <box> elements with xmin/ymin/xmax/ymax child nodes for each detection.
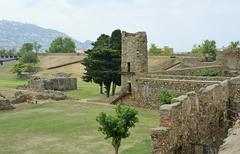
<box><xmin>158</xmin><ymin>90</ymin><xmax>182</xmax><ymax>105</ymax></box>
<box><xmin>193</xmin><ymin>70</ymin><xmax>219</xmax><ymax>77</ymax></box>
<box><xmin>149</xmin><ymin>43</ymin><xmax>174</xmax><ymax>56</ymax></box>
<box><xmin>0</xmin><ymin>49</ymin><xmax>17</xmax><ymax>56</ymax></box>
<box><xmin>190</xmin><ymin>40</ymin><xmax>217</xmax><ymax>60</ymax></box>
<box><xmin>82</xmin><ymin>29</ymin><xmax>121</xmax><ymax>97</ymax></box>
<box><xmin>48</xmin><ymin>37</ymin><xmax>76</xmax><ymax>53</ymax></box>
<box><xmin>97</xmin><ymin>105</ymin><xmax>138</xmax><ymax>154</ymax></box>
<box><xmin>0</xmin><ymin>101</ymin><xmax>158</xmax><ymax>154</ymax></box>
<box><xmin>0</xmin><ymin>62</ymin><xmax>27</xmax><ymax>90</ymax></box>
<box><xmin>227</xmin><ymin>41</ymin><xmax>240</xmax><ymax>49</ymax></box>
<box><xmin>19</xmin><ymin>51</ymin><xmax>39</xmax><ymax>64</ymax></box>
<box><xmin>11</xmin><ymin>42</ymin><xmax>39</xmax><ymax>76</ymax></box>
<box><xmin>67</xmin><ymin>80</ymin><xmax>103</xmax><ymax>99</ymax></box>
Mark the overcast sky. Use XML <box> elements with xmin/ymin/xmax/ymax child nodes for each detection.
<box><xmin>0</xmin><ymin>0</ymin><xmax>239</xmax><ymax>52</ymax></box>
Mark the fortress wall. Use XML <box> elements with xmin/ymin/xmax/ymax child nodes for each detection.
<box><xmin>151</xmin><ymin>76</ymin><xmax>240</xmax><ymax>154</ymax></box>
<box><xmin>133</xmin><ymin>78</ymin><xmax>222</xmax><ymax>108</ymax></box>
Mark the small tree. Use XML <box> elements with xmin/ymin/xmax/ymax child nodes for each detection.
<box><xmin>96</xmin><ymin>105</ymin><xmax>138</xmax><ymax>154</ymax></box>
<box><xmin>48</xmin><ymin>37</ymin><xmax>76</xmax><ymax>53</ymax></box>
<box><xmin>227</xmin><ymin>41</ymin><xmax>240</xmax><ymax>49</ymax></box>
<box><xmin>11</xmin><ymin>63</ymin><xmax>25</xmax><ymax>77</ymax></box>
<box><xmin>19</xmin><ymin>51</ymin><xmax>39</xmax><ymax>64</ymax></box>
<box><xmin>19</xmin><ymin>43</ymin><xmax>34</xmax><ymax>56</ymax></box>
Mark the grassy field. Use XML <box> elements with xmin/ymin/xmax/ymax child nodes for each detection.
<box><xmin>0</xmin><ymin>62</ymin><xmax>27</xmax><ymax>91</ymax></box>
<box><xmin>0</xmin><ymin>101</ymin><xmax>159</xmax><ymax>154</ymax></box>
<box><xmin>0</xmin><ymin>61</ymin><xmax>159</xmax><ymax>154</ymax></box>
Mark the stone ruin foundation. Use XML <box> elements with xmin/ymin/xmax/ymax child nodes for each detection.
<box><xmin>27</xmin><ymin>76</ymin><xmax>77</xmax><ymax>91</ymax></box>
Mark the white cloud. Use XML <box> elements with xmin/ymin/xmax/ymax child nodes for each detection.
<box><xmin>0</xmin><ymin>0</ymin><xmax>239</xmax><ymax>52</ymax></box>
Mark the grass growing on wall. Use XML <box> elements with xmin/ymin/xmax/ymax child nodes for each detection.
<box><xmin>193</xmin><ymin>69</ymin><xmax>219</xmax><ymax>77</ymax></box>
<box><xmin>158</xmin><ymin>90</ymin><xmax>182</xmax><ymax>105</ymax></box>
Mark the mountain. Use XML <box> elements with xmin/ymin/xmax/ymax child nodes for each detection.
<box><xmin>0</xmin><ymin>20</ymin><xmax>92</xmax><ymax>51</ymax></box>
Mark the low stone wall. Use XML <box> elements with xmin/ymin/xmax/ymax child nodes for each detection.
<box><xmin>134</xmin><ymin>77</ymin><xmax>222</xmax><ymax>108</ymax></box>
<box><xmin>28</xmin><ymin>77</ymin><xmax>77</xmax><ymax>91</ymax></box>
<box><xmin>0</xmin><ymin>99</ymin><xmax>15</xmax><ymax>110</ymax></box>
<box><xmin>139</xmin><ymin>74</ymin><xmax>230</xmax><ymax>81</ymax></box>
<box><xmin>151</xmin><ymin>76</ymin><xmax>240</xmax><ymax>154</ymax></box>
<box><xmin>149</xmin><ymin>65</ymin><xmax>226</xmax><ymax>76</ymax></box>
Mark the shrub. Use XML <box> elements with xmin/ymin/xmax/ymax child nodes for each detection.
<box><xmin>24</xmin><ymin>64</ymin><xmax>38</xmax><ymax>72</ymax></box>
<box><xmin>158</xmin><ymin>90</ymin><xmax>182</xmax><ymax>105</ymax></box>
<box><xmin>193</xmin><ymin>70</ymin><xmax>218</xmax><ymax>77</ymax></box>
<box><xmin>19</xmin><ymin>51</ymin><xmax>39</xmax><ymax>64</ymax></box>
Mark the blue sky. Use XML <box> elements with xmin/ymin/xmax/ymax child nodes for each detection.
<box><xmin>0</xmin><ymin>0</ymin><xmax>239</xmax><ymax>52</ymax></box>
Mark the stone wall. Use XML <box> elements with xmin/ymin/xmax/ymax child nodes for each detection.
<box><xmin>151</xmin><ymin>76</ymin><xmax>240</xmax><ymax>154</ymax></box>
<box><xmin>133</xmin><ymin>77</ymin><xmax>222</xmax><ymax>108</ymax></box>
<box><xmin>0</xmin><ymin>99</ymin><xmax>14</xmax><ymax>110</ymax></box>
<box><xmin>28</xmin><ymin>77</ymin><xmax>77</xmax><ymax>91</ymax></box>
<box><xmin>217</xmin><ymin>48</ymin><xmax>240</xmax><ymax>71</ymax></box>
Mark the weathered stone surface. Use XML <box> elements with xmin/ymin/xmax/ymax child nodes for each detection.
<box><xmin>12</xmin><ymin>91</ymin><xmax>31</xmax><ymax>104</ymax></box>
<box><xmin>28</xmin><ymin>77</ymin><xmax>77</xmax><ymax>91</ymax></box>
<box><xmin>217</xmin><ymin>48</ymin><xmax>240</xmax><ymax>71</ymax></box>
<box><xmin>36</xmin><ymin>90</ymin><xmax>67</xmax><ymax>101</ymax></box>
<box><xmin>0</xmin><ymin>99</ymin><xmax>15</xmax><ymax>110</ymax></box>
<box><xmin>151</xmin><ymin>76</ymin><xmax>240</xmax><ymax>154</ymax></box>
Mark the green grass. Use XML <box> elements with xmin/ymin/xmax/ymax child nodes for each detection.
<box><xmin>0</xmin><ymin>62</ymin><xmax>27</xmax><ymax>90</ymax></box>
<box><xmin>67</xmin><ymin>80</ymin><xmax>120</xmax><ymax>99</ymax></box>
<box><xmin>67</xmin><ymin>80</ymin><xmax>101</xmax><ymax>99</ymax></box>
<box><xmin>0</xmin><ymin>101</ymin><xmax>159</xmax><ymax>154</ymax></box>
<box><xmin>0</xmin><ymin>61</ymin><xmax>159</xmax><ymax>153</ymax></box>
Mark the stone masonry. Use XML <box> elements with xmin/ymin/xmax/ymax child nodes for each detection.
<box><xmin>151</xmin><ymin>76</ymin><xmax>240</xmax><ymax>153</ymax></box>
<box><xmin>28</xmin><ymin>77</ymin><xmax>77</xmax><ymax>91</ymax></box>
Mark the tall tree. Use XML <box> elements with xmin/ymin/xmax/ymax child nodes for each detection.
<box><xmin>82</xmin><ymin>30</ymin><xmax>122</xmax><ymax>97</ymax></box>
<box><xmin>82</xmin><ymin>34</ymin><xmax>111</xmax><ymax>95</ymax></box>
<box><xmin>97</xmin><ymin>105</ymin><xmax>138</xmax><ymax>154</ymax></box>
<box><xmin>110</xmin><ymin>29</ymin><xmax>121</xmax><ymax>96</ymax></box>
<box><xmin>48</xmin><ymin>37</ymin><xmax>76</xmax><ymax>53</ymax></box>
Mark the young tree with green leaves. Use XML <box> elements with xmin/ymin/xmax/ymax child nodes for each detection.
<box><xmin>19</xmin><ymin>43</ymin><xmax>34</xmax><ymax>56</ymax></box>
<box><xmin>149</xmin><ymin>43</ymin><xmax>162</xmax><ymax>55</ymax></box>
<box><xmin>96</xmin><ymin>105</ymin><xmax>138</xmax><ymax>154</ymax></box>
<box><xmin>190</xmin><ymin>40</ymin><xmax>217</xmax><ymax>60</ymax></box>
<box><xmin>48</xmin><ymin>37</ymin><xmax>76</xmax><ymax>53</ymax></box>
<box><xmin>19</xmin><ymin>51</ymin><xmax>39</xmax><ymax>64</ymax></box>
<box><xmin>227</xmin><ymin>41</ymin><xmax>240</xmax><ymax>49</ymax></box>
<box><xmin>11</xmin><ymin>62</ymin><xmax>26</xmax><ymax>77</ymax></box>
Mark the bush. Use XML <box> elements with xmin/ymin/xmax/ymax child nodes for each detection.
<box><xmin>193</xmin><ymin>70</ymin><xmax>219</xmax><ymax>77</ymax></box>
<box><xmin>24</xmin><ymin>64</ymin><xmax>38</xmax><ymax>72</ymax></box>
<box><xmin>19</xmin><ymin>51</ymin><xmax>39</xmax><ymax>64</ymax></box>
<box><xmin>158</xmin><ymin>90</ymin><xmax>182</xmax><ymax>105</ymax></box>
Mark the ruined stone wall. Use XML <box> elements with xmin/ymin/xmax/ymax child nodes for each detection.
<box><xmin>217</xmin><ymin>48</ymin><xmax>240</xmax><ymax>71</ymax></box>
<box><xmin>151</xmin><ymin>76</ymin><xmax>240</xmax><ymax>154</ymax></box>
<box><xmin>28</xmin><ymin>77</ymin><xmax>77</xmax><ymax>91</ymax></box>
<box><xmin>134</xmin><ymin>77</ymin><xmax>222</xmax><ymax>108</ymax></box>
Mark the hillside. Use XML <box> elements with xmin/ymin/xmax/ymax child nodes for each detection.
<box><xmin>0</xmin><ymin>20</ymin><xmax>92</xmax><ymax>50</ymax></box>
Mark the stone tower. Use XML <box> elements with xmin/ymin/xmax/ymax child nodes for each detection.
<box><xmin>121</xmin><ymin>31</ymin><xmax>148</xmax><ymax>94</ymax></box>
